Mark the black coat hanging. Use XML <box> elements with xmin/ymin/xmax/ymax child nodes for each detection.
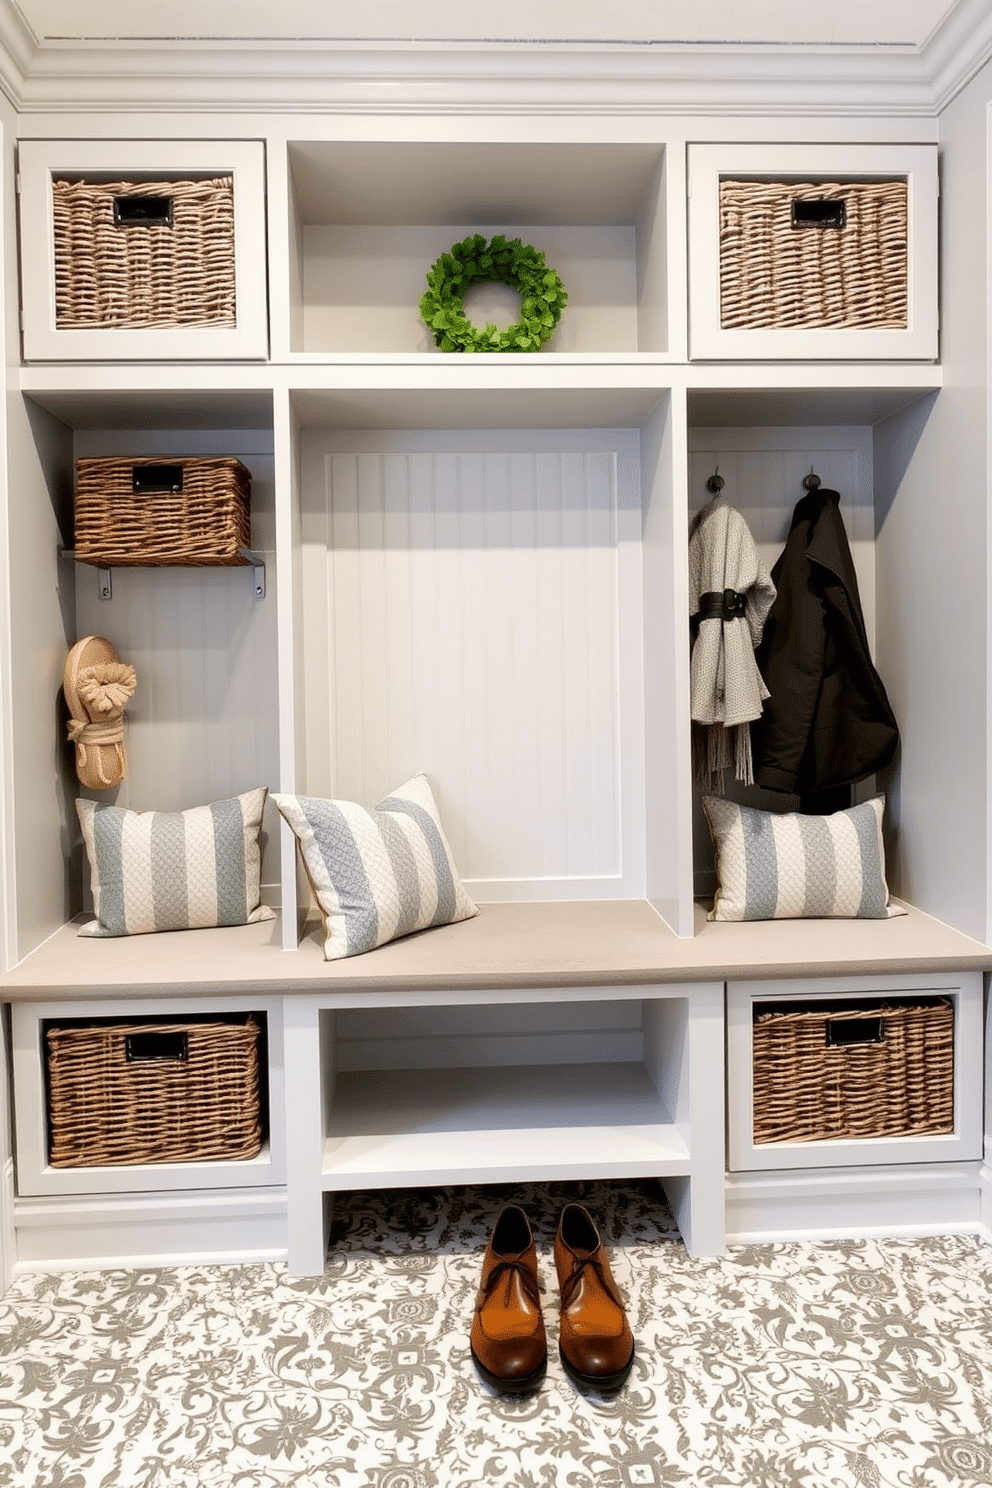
<box><xmin>751</xmin><ymin>481</ymin><xmax>899</xmax><ymax>796</ymax></box>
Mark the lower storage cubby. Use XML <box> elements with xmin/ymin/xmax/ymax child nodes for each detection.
<box><xmin>726</xmin><ymin>973</ymin><xmax>984</xmax><ymax>1172</ymax></box>
<box><xmin>281</xmin><ymin>981</ymin><xmax>727</xmax><ymax>1274</ymax></box>
<box><xmin>750</xmin><ymin>996</ymin><xmax>954</xmax><ymax>1146</ymax></box>
<box><xmin>11</xmin><ymin>995</ymin><xmax>286</xmax><ymax>1197</ymax></box>
<box><xmin>320</xmin><ymin>997</ymin><xmax>692</xmax><ymax>1188</ymax></box>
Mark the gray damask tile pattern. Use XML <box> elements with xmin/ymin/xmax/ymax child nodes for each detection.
<box><xmin>1</xmin><ymin>1179</ymin><xmax>992</xmax><ymax>1486</ymax></box>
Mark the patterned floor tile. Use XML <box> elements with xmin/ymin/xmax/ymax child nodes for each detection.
<box><xmin>1</xmin><ymin>1180</ymin><xmax>991</xmax><ymax>1487</ymax></box>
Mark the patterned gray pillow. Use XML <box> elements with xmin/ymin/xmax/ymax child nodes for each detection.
<box><xmin>76</xmin><ymin>787</ymin><xmax>274</xmax><ymax>936</ymax></box>
<box><xmin>702</xmin><ymin>794</ymin><xmax>904</xmax><ymax>921</ymax></box>
<box><xmin>272</xmin><ymin>773</ymin><xmax>479</xmax><ymax>960</ymax></box>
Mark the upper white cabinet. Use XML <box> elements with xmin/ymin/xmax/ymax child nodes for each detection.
<box><xmin>18</xmin><ymin>139</ymin><xmax>269</xmax><ymax>362</ymax></box>
<box><xmin>687</xmin><ymin>144</ymin><xmax>938</xmax><ymax>362</ymax></box>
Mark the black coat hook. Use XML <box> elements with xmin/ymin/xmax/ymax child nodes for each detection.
<box><xmin>803</xmin><ymin>467</ymin><xmax>821</xmax><ymax>491</ymax></box>
<box><xmin>707</xmin><ymin>467</ymin><xmax>725</xmax><ymax>495</ymax></box>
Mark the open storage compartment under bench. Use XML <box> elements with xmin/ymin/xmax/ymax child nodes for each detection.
<box><xmin>282</xmin><ymin>975</ymin><xmax>726</xmax><ymax>1275</ymax></box>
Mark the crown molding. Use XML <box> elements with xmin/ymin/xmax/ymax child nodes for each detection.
<box><xmin>921</xmin><ymin>0</ymin><xmax>992</xmax><ymax>111</ymax></box>
<box><xmin>0</xmin><ymin>2</ymin><xmax>36</xmax><ymax>107</ymax></box>
<box><xmin>0</xmin><ymin>43</ymin><xmax>945</xmax><ymax>118</ymax></box>
<box><xmin>0</xmin><ymin>1</ymin><xmax>988</xmax><ymax>118</ymax></box>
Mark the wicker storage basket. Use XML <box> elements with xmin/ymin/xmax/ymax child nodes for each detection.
<box><xmin>752</xmin><ymin>999</ymin><xmax>954</xmax><ymax>1145</ymax></box>
<box><xmin>53</xmin><ymin>175</ymin><xmax>236</xmax><ymax>331</ymax></box>
<box><xmin>46</xmin><ymin>1015</ymin><xmax>263</xmax><ymax>1168</ymax></box>
<box><xmin>74</xmin><ymin>455</ymin><xmax>251</xmax><ymax>567</ymax></box>
<box><xmin>719</xmin><ymin>178</ymin><xmax>909</xmax><ymax>331</ymax></box>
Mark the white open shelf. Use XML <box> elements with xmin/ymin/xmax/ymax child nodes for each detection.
<box><xmin>285</xmin><ymin>140</ymin><xmax>669</xmax><ymax>356</ymax></box>
<box><xmin>322</xmin><ymin>1062</ymin><xmax>688</xmax><ymax>1189</ymax></box>
<box><xmin>275</xmin><ymin>977</ymin><xmax>725</xmax><ymax>1271</ymax></box>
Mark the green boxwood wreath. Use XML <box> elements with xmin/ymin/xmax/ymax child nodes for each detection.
<box><xmin>420</xmin><ymin>233</ymin><xmax>568</xmax><ymax>353</ymax></box>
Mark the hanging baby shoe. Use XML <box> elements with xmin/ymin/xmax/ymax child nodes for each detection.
<box><xmin>63</xmin><ymin>636</ymin><xmax>137</xmax><ymax>790</ymax></box>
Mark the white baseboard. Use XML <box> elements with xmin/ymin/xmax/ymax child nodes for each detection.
<box><xmin>726</xmin><ymin>1160</ymin><xmax>987</xmax><ymax>1245</ymax></box>
<box><xmin>979</xmin><ymin>1153</ymin><xmax>992</xmax><ymax>1240</ymax></box>
<box><xmin>13</xmin><ymin>1185</ymin><xmax>288</xmax><ymax>1272</ymax></box>
<box><xmin>12</xmin><ymin>1166</ymin><xmax>992</xmax><ymax>1274</ymax></box>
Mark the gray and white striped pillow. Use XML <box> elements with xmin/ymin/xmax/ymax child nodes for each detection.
<box><xmin>76</xmin><ymin>787</ymin><xmax>275</xmax><ymax>936</ymax></box>
<box><xmin>703</xmin><ymin>794</ymin><xmax>905</xmax><ymax>921</ymax></box>
<box><xmin>272</xmin><ymin>773</ymin><xmax>479</xmax><ymax>960</ymax></box>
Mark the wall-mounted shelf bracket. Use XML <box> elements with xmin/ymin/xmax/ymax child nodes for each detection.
<box><xmin>238</xmin><ymin>548</ymin><xmax>266</xmax><ymax>599</ymax></box>
<box><xmin>60</xmin><ymin>550</ymin><xmax>114</xmax><ymax>601</ymax></box>
<box><xmin>63</xmin><ymin>551</ymin><xmax>265</xmax><ymax>600</ymax></box>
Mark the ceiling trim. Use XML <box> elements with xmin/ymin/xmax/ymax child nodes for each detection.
<box><xmin>0</xmin><ymin>2</ymin><xmax>35</xmax><ymax>107</ymax></box>
<box><xmin>922</xmin><ymin>0</ymin><xmax>992</xmax><ymax>111</ymax></box>
<box><xmin>0</xmin><ymin>0</ymin><xmax>989</xmax><ymax>118</ymax></box>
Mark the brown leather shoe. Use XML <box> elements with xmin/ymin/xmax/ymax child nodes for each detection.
<box><xmin>555</xmin><ymin>1202</ymin><xmax>635</xmax><ymax>1392</ymax></box>
<box><xmin>470</xmin><ymin>1204</ymin><xmax>547</xmax><ymax>1394</ymax></box>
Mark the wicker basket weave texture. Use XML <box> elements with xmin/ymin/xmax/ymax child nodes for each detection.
<box><xmin>719</xmin><ymin>178</ymin><xmax>908</xmax><ymax>331</ymax></box>
<box><xmin>53</xmin><ymin>175</ymin><xmax>237</xmax><ymax>330</ymax></box>
<box><xmin>751</xmin><ymin>1000</ymin><xmax>954</xmax><ymax>1145</ymax></box>
<box><xmin>74</xmin><ymin>455</ymin><xmax>251</xmax><ymax>567</ymax></box>
<box><xmin>46</xmin><ymin>1017</ymin><xmax>263</xmax><ymax>1167</ymax></box>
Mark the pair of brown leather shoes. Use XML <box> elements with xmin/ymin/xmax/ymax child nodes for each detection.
<box><xmin>470</xmin><ymin>1201</ymin><xmax>635</xmax><ymax>1395</ymax></box>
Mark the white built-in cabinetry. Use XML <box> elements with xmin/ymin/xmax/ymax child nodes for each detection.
<box><xmin>2</xmin><ymin>116</ymin><xmax>990</xmax><ymax>1276</ymax></box>
<box><xmin>18</xmin><ymin>140</ymin><xmax>269</xmax><ymax>363</ymax></box>
<box><xmin>726</xmin><ymin>973</ymin><xmax>985</xmax><ymax>1173</ymax></box>
<box><xmin>686</xmin><ymin>144</ymin><xmax>939</xmax><ymax>362</ymax></box>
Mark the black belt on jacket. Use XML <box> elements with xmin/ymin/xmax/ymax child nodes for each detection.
<box><xmin>697</xmin><ymin>588</ymin><xmax>748</xmax><ymax>622</ymax></box>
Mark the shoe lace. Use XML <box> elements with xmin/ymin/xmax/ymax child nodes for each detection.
<box><xmin>559</xmin><ymin>1253</ymin><xmax>621</xmax><ymax>1312</ymax></box>
<box><xmin>479</xmin><ymin>1256</ymin><xmax>542</xmax><ymax>1310</ymax></box>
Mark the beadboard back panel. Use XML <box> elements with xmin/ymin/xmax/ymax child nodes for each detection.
<box><xmin>300</xmin><ymin>428</ymin><xmax>647</xmax><ymax>900</ymax></box>
<box><xmin>74</xmin><ymin>566</ymin><xmax>279</xmax><ymax>805</ymax></box>
<box><xmin>687</xmin><ymin>427</ymin><xmax>876</xmax><ymax>637</ymax></box>
<box><xmin>333</xmin><ymin>998</ymin><xmax>647</xmax><ymax>1071</ymax></box>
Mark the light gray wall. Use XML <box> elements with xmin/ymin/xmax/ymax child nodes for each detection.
<box><xmin>873</xmin><ymin>59</ymin><xmax>991</xmax><ymax>942</ymax></box>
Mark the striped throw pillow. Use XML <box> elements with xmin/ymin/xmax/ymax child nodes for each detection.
<box><xmin>272</xmin><ymin>773</ymin><xmax>479</xmax><ymax>960</ymax></box>
<box><xmin>76</xmin><ymin>787</ymin><xmax>275</xmax><ymax>937</ymax></box>
<box><xmin>702</xmin><ymin>794</ymin><xmax>904</xmax><ymax>922</ymax></box>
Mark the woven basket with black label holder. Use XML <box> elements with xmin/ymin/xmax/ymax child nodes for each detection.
<box><xmin>46</xmin><ymin>1015</ymin><xmax>264</xmax><ymax>1167</ymax></box>
<box><xmin>52</xmin><ymin>175</ymin><xmax>236</xmax><ymax>331</ymax></box>
<box><xmin>719</xmin><ymin>177</ymin><xmax>909</xmax><ymax>331</ymax></box>
<box><xmin>752</xmin><ymin>998</ymin><xmax>954</xmax><ymax>1145</ymax></box>
<box><xmin>74</xmin><ymin>455</ymin><xmax>251</xmax><ymax>567</ymax></box>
